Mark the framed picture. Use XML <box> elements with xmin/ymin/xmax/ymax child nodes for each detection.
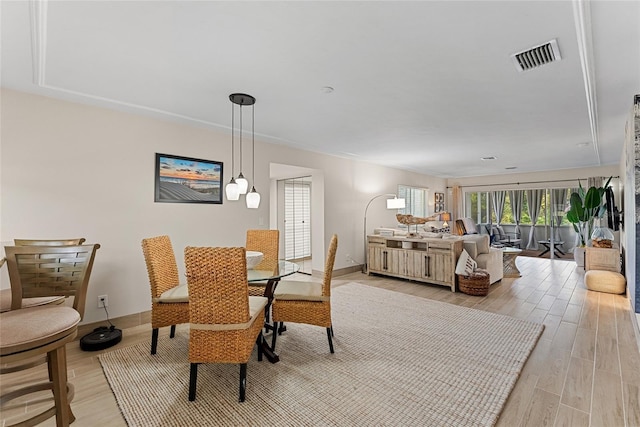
<box><xmin>434</xmin><ymin>192</ymin><xmax>445</xmax><ymax>213</ymax></box>
<box><xmin>155</xmin><ymin>153</ymin><xmax>223</xmax><ymax>204</ymax></box>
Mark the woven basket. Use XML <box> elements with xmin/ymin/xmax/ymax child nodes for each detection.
<box><xmin>458</xmin><ymin>269</ymin><xmax>490</xmax><ymax>296</ymax></box>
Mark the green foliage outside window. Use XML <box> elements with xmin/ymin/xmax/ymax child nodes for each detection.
<box><xmin>465</xmin><ymin>189</ymin><xmax>572</xmax><ymax>225</ymax></box>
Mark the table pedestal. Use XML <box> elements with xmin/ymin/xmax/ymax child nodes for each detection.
<box><xmin>503</xmin><ymin>249</ymin><xmax>522</xmax><ymax>278</ymax></box>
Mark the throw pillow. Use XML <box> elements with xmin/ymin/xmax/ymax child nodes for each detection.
<box><xmin>455</xmin><ymin>249</ymin><xmax>477</xmax><ymax>276</ymax></box>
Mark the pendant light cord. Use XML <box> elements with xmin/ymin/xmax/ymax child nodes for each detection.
<box><xmin>231</xmin><ymin>102</ymin><xmax>235</xmax><ymax>176</ymax></box>
<box><xmin>238</xmin><ymin>103</ymin><xmax>243</xmax><ymax>172</ymax></box>
<box><xmin>252</xmin><ymin>104</ymin><xmax>255</xmax><ymax>185</ymax></box>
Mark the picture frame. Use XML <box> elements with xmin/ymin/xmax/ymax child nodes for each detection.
<box><xmin>434</xmin><ymin>192</ymin><xmax>445</xmax><ymax>213</ymax></box>
<box><xmin>155</xmin><ymin>153</ymin><xmax>223</xmax><ymax>204</ymax></box>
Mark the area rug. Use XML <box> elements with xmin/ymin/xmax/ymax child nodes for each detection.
<box><xmin>99</xmin><ymin>282</ymin><xmax>544</xmax><ymax>427</ymax></box>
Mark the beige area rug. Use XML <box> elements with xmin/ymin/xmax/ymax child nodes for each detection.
<box><xmin>99</xmin><ymin>283</ymin><xmax>544</xmax><ymax>427</ymax></box>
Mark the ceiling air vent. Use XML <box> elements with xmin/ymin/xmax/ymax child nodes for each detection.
<box><xmin>511</xmin><ymin>39</ymin><xmax>561</xmax><ymax>72</ymax></box>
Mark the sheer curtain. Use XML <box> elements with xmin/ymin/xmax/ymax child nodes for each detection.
<box><xmin>491</xmin><ymin>191</ymin><xmax>506</xmax><ymax>224</ymax></box>
<box><xmin>551</xmin><ymin>188</ymin><xmax>567</xmax><ymax>241</ymax></box>
<box><xmin>509</xmin><ymin>190</ymin><xmax>524</xmax><ymax>235</ymax></box>
<box><xmin>451</xmin><ymin>186</ymin><xmax>462</xmax><ymax>233</ymax></box>
<box><xmin>526</xmin><ymin>189</ymin><xmax>544</xmax><ymax>249</ymax></box>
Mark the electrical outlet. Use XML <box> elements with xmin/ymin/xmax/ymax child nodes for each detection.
<box><xmin>345</xmin><ymin>254</ymin><xmax>351</xmax><ymax>261</ymax></box>
<box><xmin>98</xmin><ymin>295</ymin><xmax>108</xmax><ymax>308</ymax></box>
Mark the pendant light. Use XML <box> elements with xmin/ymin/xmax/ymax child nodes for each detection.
<box><xmin>231</xmin><ymin>94</ymin><xmax>250</xmax><ymax>195</ymax></box>
<box><xmin>246</xmin><ymin>102</ymin><xmax>261</xmax><ymax>209</ymax></box>
<box><xmin>225</xmin><ymin>100</ymin><xmax>240</xmax><ymax>201</ymax></box>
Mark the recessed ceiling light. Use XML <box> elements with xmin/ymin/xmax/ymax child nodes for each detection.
<box><xmin>481</xmin><ymin>156</ymin><xmax>497</xmax><ymax>161</ymax></box>
<box><xmin>321</xmin><ymin>86</ymin><xmax>334</xmax><ymax>94</ymax></box>
<box><xmin>577</xmin><ymin>142</ymin><xmax>590</xmax><ymax>148</ymax></box>
<box><xmin>505</xmin><ymin>166</ymin><xmax>517</xmax><ymax>170</ymax></box>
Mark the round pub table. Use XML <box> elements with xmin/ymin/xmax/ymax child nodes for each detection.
<box><xmin>503</xmin><ymin>247</ymin><xmax>522</xmax><ymax>278</ymax></box>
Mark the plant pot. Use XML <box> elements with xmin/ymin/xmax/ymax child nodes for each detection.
<box><xmin>574</xmin><ymin>247</ymin><xmax>586</xmax><ymax>268</ymax></box>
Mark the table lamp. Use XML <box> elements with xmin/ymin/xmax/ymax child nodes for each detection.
<box><xmin>441</xmin><ymin>212</ymin><xmax>451</xmax><ymax>228</ymax></box>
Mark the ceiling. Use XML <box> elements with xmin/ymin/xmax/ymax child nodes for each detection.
<box><xmin>2</xmin><ymin>1</ymin><xmax>639</xmax><ymax>178</ymax></box>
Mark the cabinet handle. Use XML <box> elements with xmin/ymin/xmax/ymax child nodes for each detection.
<box><xmin>424</xmin><ymin>255</ymin><xmax>430</xmax><ymax>277</ymax></box>
<box><xmin>383</xmin><ymin>251</ymin><xmax>388</xmax><ymax>270</ymax></box>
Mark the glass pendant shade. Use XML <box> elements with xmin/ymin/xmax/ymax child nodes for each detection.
<box><xmin>236</xmin><ymin>172</ymin><xmax>249</xmax><ymax>194</ymax></box>
<box><xmin>225</xmin><ymin>178</ymin><xmax>240</xmax><ymax>201</ymax></box>
<box><xmin>246</xmin><ymin>186</ymin><xmax>261</xmax><ymax>209</ymax></box>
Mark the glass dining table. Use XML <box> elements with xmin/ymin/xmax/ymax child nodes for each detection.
<box><xmin>248</xmin><ymin>260</ymin><xmax>299</xmax><ymax>363</ymax></box>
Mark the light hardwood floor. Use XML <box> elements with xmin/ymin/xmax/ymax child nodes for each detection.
<box><xmin>2</xmin><ymin>256</ymin><xmax>639</xmax><ymax>426</ymax></box>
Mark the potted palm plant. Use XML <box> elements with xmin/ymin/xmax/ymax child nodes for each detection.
<box><xmin>565</xmin><ymin>177</ymin><xmax>612</xmax><ymax>266</ymax></box>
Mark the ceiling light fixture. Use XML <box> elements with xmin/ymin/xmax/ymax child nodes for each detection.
<box><xmin>232</xmin><ymin>94</ymin><xmax>250</xmax><ymax>195</ymax></box>
<box><xmin>226</xmin><ymin>93</ymin><xmax>256</xmax><ymax>202</ymax></box>
<box><xmin>481</xmin><ymin>156</ymin><xmax>497</xmax><ymax>161</ymax></box>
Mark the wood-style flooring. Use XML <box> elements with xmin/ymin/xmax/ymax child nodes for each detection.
<box><xmin>1</xmin><ymin>256</ymin><xmax>639</xmax><ymax>426</ymax></box>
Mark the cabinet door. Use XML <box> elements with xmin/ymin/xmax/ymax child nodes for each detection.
<box><xmin>406</xmin><ymin>251</ymin><xmax>428</xmax><ymax>279</ymax></box>
<box><xmin>428</xmin><ymin>250</ymin><xmax>452</xmax><ymax>283</ymax></box>
<box><xmin>386</xmin><ymin>248</ymin><xmax>403</xmax><ymax>275</ymax></box>
<box><xmin>368</xmin><ymin>246</ymin><xmax>385</xmax><ymax>273</ymax></box>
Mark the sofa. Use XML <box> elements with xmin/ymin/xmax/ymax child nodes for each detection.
<box><xmin>460</xmin><ymin>234</ymin><xmax>504</xmax><ymax>284</ymax></box>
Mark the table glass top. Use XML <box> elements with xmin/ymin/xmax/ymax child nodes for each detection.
<box><xmin>247</xmin><ymin>260</ymin><xmax>299</xmax><ymax>282</ymax></box>
<box><xmin>502</xmin><ymin>247</ymin><xmax>523</xmax><ymax>253</ymax></box>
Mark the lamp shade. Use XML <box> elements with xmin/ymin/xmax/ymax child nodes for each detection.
<box><xmin>440</xmin><ymin>213</ymin><xmax>451</xmax><ymax>221</ymax></box>
<box><xmin>386</xmin><ymin>197</ymin><xmax>406</xmax><ymax>209</ymax></box>
<box><xmin>236</xmin><ymin>173</ymin><xmax>249</xmax><ymax>195</ymax></box>
<box><xmin>246</xmin><ymin>187</ymin><xmax>261</xmax><ymax>209</ymax></box>
<box><xmin>225</xmin><ymin>178</ymin><xmax>240</xmax><ymax>201</ymax></box>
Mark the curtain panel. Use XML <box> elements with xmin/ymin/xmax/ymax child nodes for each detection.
<box><xmin>525</xmin><ymin>189</ymin><xmax>544</xmax><ymax>249</ymax></box>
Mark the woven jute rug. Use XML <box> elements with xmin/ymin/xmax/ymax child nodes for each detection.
<box><xmin>99</xmin><ymin>282</ymin><xmax>543</xmax><ymax>427</ymax></box>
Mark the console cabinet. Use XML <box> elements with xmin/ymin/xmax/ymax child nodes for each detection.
<box><xmin>367</xmin><ymin>235</ymin><xmax>462</xmax><ymax>292</ymax></box>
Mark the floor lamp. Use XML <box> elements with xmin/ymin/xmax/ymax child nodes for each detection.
<box><xmin>363</xmin><ymin>194</ymin><xmax>406</xmax><ymax>273</ymax></box>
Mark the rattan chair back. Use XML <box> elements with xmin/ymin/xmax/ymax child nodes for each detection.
<box><xmin>4</xmin><ymin>244</ymin><xmax>100</xmax><ymax>319</ymax></box>
<box><xmin>141</xmin><ymin>235</ymin><xmax>181</xmax><ymax>300</ymax></box>
<box><xmin>245</xmin><ymin>229</ymin><xmax>279</xmax><ymax>270</ymax></box>
<box><xmin>322</xmin><ymin>234</ymin><xmax>338</xmax><ymax>296</ymax></box>
<box><xmin>185</xmin><ymin>246</ymin><xmax>250</xmax><ymax>326</ymax></box>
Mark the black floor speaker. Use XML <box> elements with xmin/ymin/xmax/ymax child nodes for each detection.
<box><xmin>80</xmin><ymin>326</ymin><xmax>122</xmax><ymax>351</ymax></box>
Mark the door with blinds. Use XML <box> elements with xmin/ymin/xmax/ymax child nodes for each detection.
<box><xmin>282</xmin><ymin>176</ymin><xmax>312</xmax><ymax>274</ymax></box>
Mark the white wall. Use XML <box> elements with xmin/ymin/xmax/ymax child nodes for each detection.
<box><xmin>0</xmin><ymin>89</ymin><xmax>448</xmax><ymax>324</ymax></box>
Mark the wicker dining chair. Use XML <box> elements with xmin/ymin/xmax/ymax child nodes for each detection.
<box><xmin>271</xmin><ymin>234</ymin><xmax>338</xmax><ymax>353</ymax></box>
<box><xmin>185</xmin><ymin>246</ymin><xmax>267</xmax><ymax>402</ymax></box>
<box><xmin>141</xmin><ymin>235</ymin><xmax>190</xmax><ymax>355</ymax></box>
<box><xmin>245</xmin><ymin>229</ymin><xmax>279</xmax><ymax>297</ymax></box>
<box><xmin>1</xmin><ymin>243</ymin><xmax>100</xmax><ymax>426</ymax></box>
<box><xmin>0</xmin><ymin>238</ymin><xmax>87</xmax><ymax>313</ymax></box>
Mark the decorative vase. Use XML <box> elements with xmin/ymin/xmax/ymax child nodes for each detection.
<box><xmin>574</xmin><ymin>246</ymin><xmax>586</xmax><ymax>268</ymax></box>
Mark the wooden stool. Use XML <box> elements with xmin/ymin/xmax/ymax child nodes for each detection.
<box><xmin>1</xmin><ymin>306</ymin><xmax>81</xmax><ymax>426</ymax></box>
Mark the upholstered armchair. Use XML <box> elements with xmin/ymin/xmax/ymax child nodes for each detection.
<box><xmin>460</xmin><ymin>234</ymin><xmax>503</xmax><ymax>284</ymax></box>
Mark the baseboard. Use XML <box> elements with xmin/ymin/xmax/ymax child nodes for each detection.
<box><xmin>311</xmin><ymin>264</ymin><xmax>362</xmax><ymax>278</ymax></box>
<box><xmin>77</xmin><ymin>310</ymin><xmax>151</xmax><ymax>339</ymax></box>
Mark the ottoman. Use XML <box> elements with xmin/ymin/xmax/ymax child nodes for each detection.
<box><xmin>584</xmin><ymin>270</ymin><xmax>626</xmax><ymax>294</ymax></box>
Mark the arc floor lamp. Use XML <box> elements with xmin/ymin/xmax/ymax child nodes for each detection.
<box><xmin>363</xmin><ymin>194</ymin><xmax>406</xmax><ymax>273</ymax></box>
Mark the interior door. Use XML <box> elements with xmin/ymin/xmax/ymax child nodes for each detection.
<box><xmin>282</xmin><ymin>176</ymin><xmax>312</xmax><ymax>274</ymax></box>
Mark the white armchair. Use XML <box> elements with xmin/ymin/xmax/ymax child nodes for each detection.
<box><xmin>460</xmin><ymin>234</ymin><xmax>503</xmax><ymax>284</ymax></box>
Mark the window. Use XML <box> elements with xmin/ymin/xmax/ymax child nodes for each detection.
<box><xmin>398</xmin><ymin>185</ymin><xmax>428</xmax><ymax>217</ymax></box>
<box><xmin>464</xmin><ymin>188</ymin><xmax>572</xmax><ymax>226</ymax></box>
